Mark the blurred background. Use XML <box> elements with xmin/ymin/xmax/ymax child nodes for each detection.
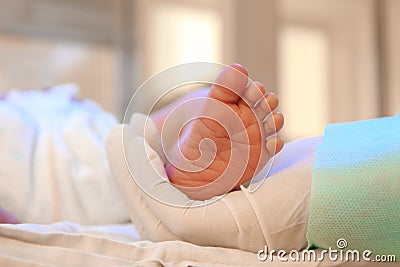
<box><xmin>0</xmin><ymin>0</ymin><xmax>398</xmax><ymax>140</ymax></box>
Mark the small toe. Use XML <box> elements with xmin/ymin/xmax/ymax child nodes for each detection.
<box><xmin>266</xmin><ymin>136</ymin><xmax>284</xmax><ymax>157</ymax></box>
<box><xmin>241</xmin><ymin>81</ymin><xmax>266</xmax><ymax>106</ymax></box>
<box><xmin>263</xmin><ymin>112</ymin><xmax>284</xmax><ymax>136</ymax></box>
<box><xmin>254</xmin><ymin>92</ymin><xmax>279</xmax><ymax>121</ymax></box>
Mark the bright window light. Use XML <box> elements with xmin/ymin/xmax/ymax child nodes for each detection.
<box><xmin>278</xmin><ymin>26</ymin><xmax>330</xmax><ymax>140</ymax></box>
<box><xmin>149</xmin><ymin>4</ymin><xmax>222</xmax><ymax>73</ymax></box>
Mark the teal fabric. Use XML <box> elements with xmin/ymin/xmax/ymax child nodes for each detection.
<box><xmin>307</xmin><ymin>114</ymin><xmax>400</xmax><ymax>258</ymax></box>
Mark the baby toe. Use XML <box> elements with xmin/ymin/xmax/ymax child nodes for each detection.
<box><xmin>263</xmin><ymin>112</ymin><xmax>284</xmax><ymax>136</ymax></box>
<box><xmin>242</xmin><ymin>81</ymin><xmax>265</xmax><ymax>106</ymax></box>
<box><xmin>254</xmin><ymin>92</ymin><xmax>279</xmax><ymax>121</ymax></box>
<box><xmin>266</xmin><ymin>136</ymin><xmax>284</xmax><ymax>157</ymax></box>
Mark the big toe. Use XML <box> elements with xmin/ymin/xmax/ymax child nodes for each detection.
<box><xmin>208</xmin><ymin>63</ymin><xmax>249</xmax><ymax>103</ymax></box>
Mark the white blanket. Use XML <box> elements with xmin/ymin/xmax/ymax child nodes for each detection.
<box><xmin>0</xmin><ymin>85</ymin><xmax>128</xmax><ymax>224</ymax></box>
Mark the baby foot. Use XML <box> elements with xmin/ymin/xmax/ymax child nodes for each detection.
<box><xmin>165</xmin><ymin>64</ymin><xmax>284</xmax><ymax>200</ymax></box>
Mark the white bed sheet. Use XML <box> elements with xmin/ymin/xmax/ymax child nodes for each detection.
<box><xmin>0</xmin><ymin>222</ymin><xmax>275</xmax><ymax>266</ymax></box>
<box><xmin>2</xmin><ymin>222</ymin><xmax>394</xmax><ymax>266</ymax></box>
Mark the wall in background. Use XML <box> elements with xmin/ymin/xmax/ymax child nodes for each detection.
<box><xmin>0</xmin><ymin>33</ymin><xmax>118</xmax><ymax>113</ymax></box>
<box><xmin>0</xmin><ymin>0</ymin><xmax>398</xmax><ymax>137</ymax></box>
<box><xmin>0</xmin><ymin>0</ymin><xmax>122</xmax><ymax>115</ymax></box>
<box><xmin>277</xmin><ymin>0</ymin><xmax>380</xmax><ymax>140</ymax></box>
<box><xmin>381</xmin><ymin>0</ymin><xmax>400</xmax><ymax>117</ymax></box>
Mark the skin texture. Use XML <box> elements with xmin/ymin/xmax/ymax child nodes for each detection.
<box><xmin>163</xmin><ymin>64</ymin><xmax>284</xmax><ymax>200</ymax></box>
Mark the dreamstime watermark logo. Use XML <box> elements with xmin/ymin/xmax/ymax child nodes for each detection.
<box><xmin>336</xmin><ymin>238</ymin><xmax>347</xmax><ymax>249</ymax></box>
<box><xmin>257</xmin><ymin>238</ymin><xmax>396</xmax><ymax>263</ymax></box>
<box><xmin>122</xmin><ymin>62</ymin><xmax>276</xmax><ymax>207</ymax></box>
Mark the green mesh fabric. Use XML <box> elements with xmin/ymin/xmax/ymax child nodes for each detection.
<box><xmin>307</xmin><ymin>114</ymin><xmax>400</xmax><ymax>258</ymax></box>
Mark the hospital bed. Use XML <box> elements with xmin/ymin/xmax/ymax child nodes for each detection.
<box><xmin>0</xmin><ymin>85</ymin><xmax>397</xmax><ymax>266</ymax></box>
